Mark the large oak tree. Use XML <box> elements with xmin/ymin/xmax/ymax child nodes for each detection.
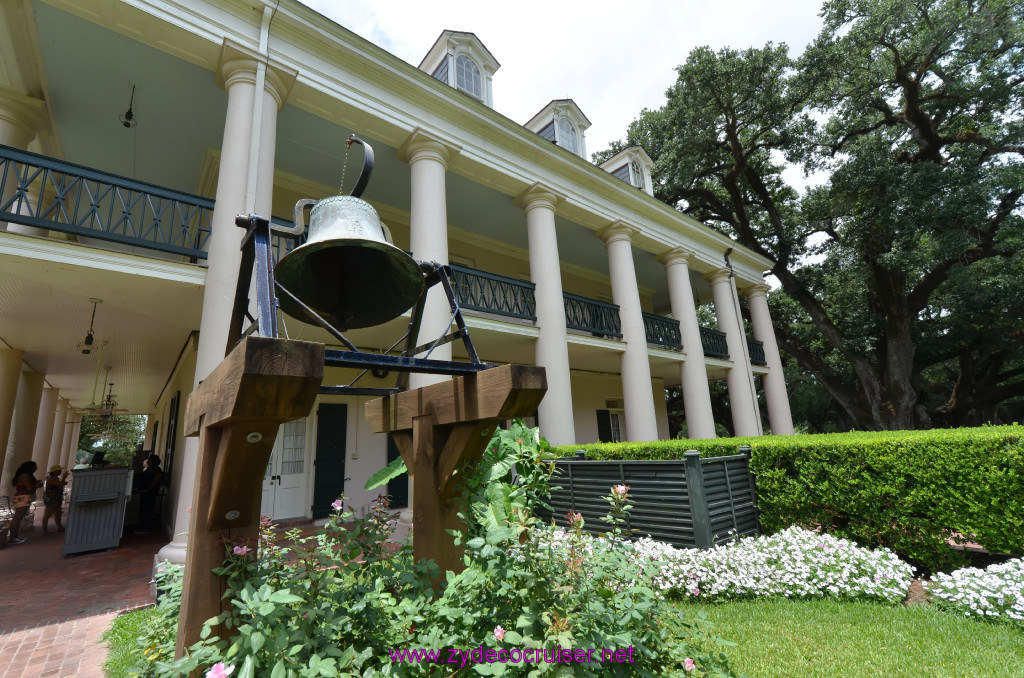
<box><xmin>602</xmin><ymin>0</ymin><xmax>1023</xmax><ymax>430</ymax></box>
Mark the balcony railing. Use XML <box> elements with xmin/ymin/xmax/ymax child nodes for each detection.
<box><xmin>0</xmin><ymin>144</ymin><xmax>212</xmax><ymax>259</ymax></box>
<box><xmin>449</xmin><ymin>264</ymin><xmax>536</xmax><ymax>320</ymax></box>
<box><xmin>564</xmin><ymin>293</ymin><xmax>622</xmax><ymax>338</ymax></box>
<box><xmin>642</xmin><ymin>312</ymin><xmax>682</xmax><ymax>349</ymax></box>
<box><xmin>748</xmin><ymin>339</ymin><xmax>767</xmax><ymax>365</ymax></box>
<box><xmin>700</xmin><ymin>327</ymin><xmax>729</xmax><ymax>358</ymax></box>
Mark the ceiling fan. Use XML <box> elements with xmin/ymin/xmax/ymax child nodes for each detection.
<box><xmin>76</xmin><ymin>365</ymin><xmax>127</xmax><ymax>415</ymax></box>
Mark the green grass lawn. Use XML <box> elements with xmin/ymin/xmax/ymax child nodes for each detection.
<box><xmin>102</xmin><ymin>606</ymin><xmax>159</xmax><ymax>678</ymax></box>
<box><xmin>677</xmin><ymin>598</ymin><xmax>1024</xmax><ymax>678</ymax></box>
<box><xmin>103</xmin><ymin>599</ymin><xmax>1024</xmax><ymax>677</ymax></box>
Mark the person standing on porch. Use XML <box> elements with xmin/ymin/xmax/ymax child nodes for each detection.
<box><xmin>42</xmin><ymin>466</ymin><xmax>69</xmax><ymax>533</ymax></box>
<box><xmin>8</xmin><ymin>461</ymin><xmax>41</xmax><ymax>545</ymax></box>
<box><xmin>135</xmin><ymin>454</ymin><xmax>163</xmax><ymax>534</ymax></box>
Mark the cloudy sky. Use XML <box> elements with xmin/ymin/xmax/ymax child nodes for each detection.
<box><xmin>302</xmin><ymin>0</ymin><xmax>826</xmax><ymax>157</ymax></box>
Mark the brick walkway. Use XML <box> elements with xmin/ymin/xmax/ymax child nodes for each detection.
<box><xmin>0</xmin><ymin>513</ymin><xmax>164</xmax><ymax>677</ymax></box>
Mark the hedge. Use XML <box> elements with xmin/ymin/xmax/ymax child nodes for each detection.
<box><xmin>552</xmin><ymin>426</ymin><xmax>1024</xmax><ymax>573</ymax></box>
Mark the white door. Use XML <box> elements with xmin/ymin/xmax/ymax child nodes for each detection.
<box><xmin>260</xmin><ymin>418</ymin><xmax>309</xmax><ymax>520</ymax></box>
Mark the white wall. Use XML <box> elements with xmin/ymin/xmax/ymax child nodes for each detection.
<box><xmin>154</xmin><ymin>339</ymin><xmax>197</xmax><ymax>534</ymax></box>
<box><xmin>569</xmin><ymin>371</ymin><xmax>668</xmax><ymax>445</ymax></box>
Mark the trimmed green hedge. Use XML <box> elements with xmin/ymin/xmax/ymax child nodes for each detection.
<box><xmin>553</xmin><ymin>426</ymin><xmax>1024</xmax><ymax>573</ymax></box>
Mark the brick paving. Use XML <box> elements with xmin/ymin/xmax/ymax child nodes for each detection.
<box><xmin>0</xmin><ymin>513</ymin><xmax>164</xmax><ymax>677</ymax></box>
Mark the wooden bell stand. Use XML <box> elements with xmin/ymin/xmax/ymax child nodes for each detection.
<box><xmin>365</xmin><ymin>363</ymin><xmax>546</xmax><ymax>578</ymax></box>
<box><xmin>174</xmin><ymin>336</ymin><xmax>546</xmax><ymax>655</ymax></box>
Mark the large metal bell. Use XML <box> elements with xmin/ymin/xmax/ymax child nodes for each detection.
<box><xmin>275</xmin><ymin>195</ymin><xmax>424</xmax><ymax>330</ymax></box>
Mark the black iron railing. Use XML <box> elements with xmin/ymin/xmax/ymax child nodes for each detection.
<box><xmin>564</xmin><ymin>293</ymin><xmax>622</xmax><ymax>338</ymax></box>
<box><xmin>0</xmin><ymin>144</ymin><xmax>212</xmax><ymax>259</ymax></box>
<box><xmin>700</xmin><ymin>326</ymin><xmax>729</xmax><ymax>358</ymax></box>
<box><xmin>449</xmin><ymin>264</ymin><xmax>536</xmax><ymax>320</ymax></box>
<box><xmin>748</xmin><ymin>339</ymin><xmax>767</xmax><ymax>365</ymax></box>
<box><xmin>642</xmin><ymin>312</ymin><xmax>682</xmax><ymax>349</ymax></box>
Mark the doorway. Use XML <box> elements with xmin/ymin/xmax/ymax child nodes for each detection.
<box><xmin>312</xmin><ymin>403</ymin><xmax>348</xmax><ymax>519</ymax></box>
<box><xmin>261</xmin><ymin>417</ymin><xmax>310</xmax><ymax>520</ymax></box>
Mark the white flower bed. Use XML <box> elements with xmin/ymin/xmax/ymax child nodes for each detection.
<box><xmin>631</xmin><ymin>527</ymin><xmax>914</xmax><ymax>602</ymax></box>
<box><xmin>534</xmin><ymin>525</ymin><xmax>914</xmax><ymax>603</ymax></box>
<box><xmin>926</xmin><ymin>558</ymin><xmax>1024</xmax><ymax>625</ymax></box>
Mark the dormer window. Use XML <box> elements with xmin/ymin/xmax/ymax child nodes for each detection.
<box><xmin>558</xmin><ymin>119</ymin><xmax>578</xmax><ymax>154</ymax></box>
<box><xmin>599</xmin><ymin>146</ymin><xmax>655</xmax><ymax>196</ymax></box>
<box><xmin>630</xmin><ymin>160</ymin><xmax>645</xmax><ymax>191</ymax></box>
<box><xmin>455</xmin><ymin>55</ymin><xmax>483</xmax><ymax>100</ymax></box>
<box><xmin>525</xmin><ymin>99</ymin><xmax>591</xmax><ymax>160</ymax></box>
<box><xmin>419</xmin><ymin>31</ymin><xmax>500</xmax><ymax>108</ymax></box>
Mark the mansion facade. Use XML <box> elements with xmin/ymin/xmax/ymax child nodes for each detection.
<box><xmin>0</xmin><ymin>0</ymin><xmax>792</xmax><ymax>561</ymax></box>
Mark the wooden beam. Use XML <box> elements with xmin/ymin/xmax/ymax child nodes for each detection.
<box><xmin>366</xmin><ymin>364</ymin><xmax>546</xmax><ymax>584</ymax></box>
<box><xmin>175</xmin><ymin>337</ymin><xmax>323</xmax><ymax>659</ymax></box>
<box><xmin>365</xmin><ymin>364</ymin><xmax>546</xmax><ymax>432</ymax></box>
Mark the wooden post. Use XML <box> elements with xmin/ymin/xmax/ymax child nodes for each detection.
<box><xmin>175</xmin><ymin>336</ymin><xmax>324</xmax><ymax>658</ymax></box>
<box><xmin>684</xmin><ymin>450</ymin><xmax>713</xmax><ymax>548</ymax></box>
<box><xmin>365</xmin><ymin>364</ymin><xmax>546</xmax><ymax>580</ymax></box>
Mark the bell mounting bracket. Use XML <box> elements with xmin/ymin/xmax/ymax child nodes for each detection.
<box><xmin>227</xmin><ymin>213</ymin><xmax>491</xmax><ymax>396</ymax></box>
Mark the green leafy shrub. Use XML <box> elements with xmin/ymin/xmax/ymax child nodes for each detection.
<box><xmin>136</xmin><ymin>423</ymin><xmax>738</xmax><ymax>677</ymax></box>
<box><xmin>554</xmin><ymin>426</ymin><xmax>1024</xmax><ymax>574</ymax></box>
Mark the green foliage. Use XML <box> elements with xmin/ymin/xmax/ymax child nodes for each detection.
<box><xmin>102</xmin><ymin>605</ymin><xmax>160</xmax><ymax>678</ymax></box>
<box><xmin>135</xmin><ymin>564</ymin><xmax>186</xmax><ymax>672</ymax></box>
<box><xmin>79</xmin><ymin>414</ymin><xmax>146</xmax><ymax>467</ymax></box>
<box><xmin>364</xmin><ymin>456</ymin><xmax>408</xmax><ymax>491</ymax></box>
<box><xmin>555</xmin><ymin>426</ymin><xmax>1024</xmax><ymax>574</ymax></box>
<box><xmin>133</xmin><ymin>423</ymin><xmax>739</xmax><ymax>677</ymax></box>
<box><xmin>611</xmin><ymin>0</ymin><xmax>1024</xmax><ymax>430</ymax></box>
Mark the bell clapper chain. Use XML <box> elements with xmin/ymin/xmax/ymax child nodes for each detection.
<box><xmin>338</xmin><ymin>134</ymin><xmax>358</xmax><ymax>194</ymax></box>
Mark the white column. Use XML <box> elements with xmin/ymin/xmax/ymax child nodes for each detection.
<box><xmin>394</xmin><ymin>130</ymin><xmax>459</xmax><ymax>542</ymax></box>
<box><xmin>596</xmin><ymin>223</ymin><xmax>658</xmax><ymax>442</ymax></box>
<box><xmin>515</xmin><ymin>184</ymin><xmax>574</xmax><ymax>445</ymax></box>
<box><xmin>0</xmin><ymin>349</ymin><xmax>24</xmax><ymax>485</ymax></box>
<box><xmin>747</xmin><ymin>284</ymin><xmax>794</xmax><ymax>435</ymax></box>
<box><xmin>47</xmin><ymin>397</ymin><xmax>68</xmax><ymax>471</ymax></box>
<box><xmin>0</xmin><ymin>371</ymin><xmax>45</xmax><ymax>491</ymax></box>
<box><xmin>30</xmin><ymin>388</ymin><xmax>58</xmax><ymax>500</ymax></box>
<box><xmin>158</xmin><ymin>49</ymin><xmax>293</xmax><ymax>566</ymax></box>
<box><xmin>60</xmin><ymin>412</ymin><xmax>82</xmax><ymax>471</ymax></box>
<box><xmin>0</xmin><ymin>88</ymin><xmax>47</xmax><ymax>235</ymax></box>
<box><xmin>657</xmin><ymin>248</ymin><xmax>716</xmax><ymax>439</ymax></box>
<box><xmin>706</xmin><ymin>269</ymin><xmax>761</xmax><ymax>437</ymax></box>
<box><xmin>398</xmin><ymin>129</ymin><xmax>460</xmax><ymax>387</ymax></box>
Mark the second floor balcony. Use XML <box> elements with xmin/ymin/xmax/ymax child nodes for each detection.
<box><xmin>0</xmin><ymin>144</ymin><xmax>768</xmax><ymax>368</ymax></box>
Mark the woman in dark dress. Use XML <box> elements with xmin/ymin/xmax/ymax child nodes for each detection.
<box><xmin>135</xmin><ymin>454</ymin><xmax>163</xmax><ymax>534</ymax></box>
<box><xmin>9</xmin><ymin>461</ymin><xmax>41</xmax><ymax>545</ymax></box>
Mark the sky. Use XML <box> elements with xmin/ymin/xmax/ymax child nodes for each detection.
<box><xmin>302</xmin><ymin>0</ymin><xmax>827</xmax><ymax>157</ymax></box>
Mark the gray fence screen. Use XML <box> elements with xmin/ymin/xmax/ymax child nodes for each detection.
<box><xmin>542</xmin><ymin>448</ymin><xmax>759</xmax><ymax>549</ymax></box>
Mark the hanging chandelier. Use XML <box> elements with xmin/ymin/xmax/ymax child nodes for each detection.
<box><xmin>78</xmin><ymin>298</ymin><xmax>103</xmax><ymax>354</ymax></box>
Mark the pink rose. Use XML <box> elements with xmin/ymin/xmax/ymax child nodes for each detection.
<box><xmin>613</xmin><ymin>484</ymin><xmax>629</xmax><ymax>496</ymax></box>
<box><xmin>684</xmin><ymin>657</ymin><xmax>695</xmax><ymax>671</ymax></box>
<box><xmin>331</xmin><ymin>499</ymin><xmax>343</xmax><ymax>511</ymax></box>
<box><xmin>232</xmin><ymin>545</ymin><xmax>250</xmax><ymax>556</ymax></box>
<box><xmin>494</xmin><ymin>625</ymin><xmax>505</xmax><ymax>641</ymax></box>
<box><xmin>205</xmin><ymin>662</ymin><xmax>235</xmax><ymax>678</ymax></box>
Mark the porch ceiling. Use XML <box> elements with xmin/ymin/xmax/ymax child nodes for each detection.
<box><xmin>0</xmin><ymin>233</ymin><xmax>204</xmax><ymax>412</ymax></box>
